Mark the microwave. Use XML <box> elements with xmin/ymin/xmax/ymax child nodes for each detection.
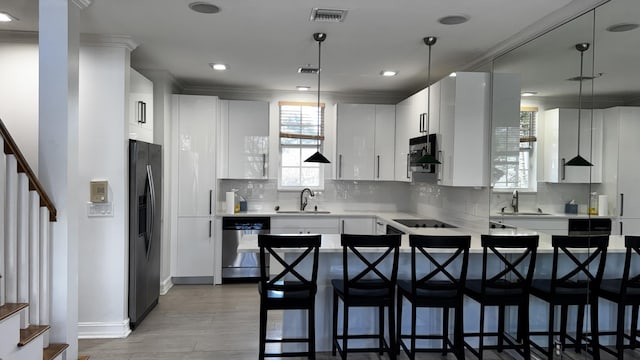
<box><xmin>409</xmin><ymin>134</ymin><xmax>437</xmax><ymax>173</ymax></box>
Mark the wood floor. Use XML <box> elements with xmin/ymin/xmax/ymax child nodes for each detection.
<box><xmin>79</xmin><ymin>284</ymin><xmax>638</xmax><ymax>359</ymax></box>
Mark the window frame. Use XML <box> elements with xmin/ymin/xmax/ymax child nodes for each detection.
<box><xmin>277</xmin><ymin>101</ymin><xmax>326</xmax><ymax>191</ymax></box>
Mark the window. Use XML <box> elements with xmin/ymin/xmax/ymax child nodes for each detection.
<box><xmin>278</xmin><ymin>101</ymin><xmax>325</xmax><ymax>190</ymax></box>
<box><xmin>493</xmin><ymin>107</ymin><xmax>537</xmax><ymax>191</ymax></box>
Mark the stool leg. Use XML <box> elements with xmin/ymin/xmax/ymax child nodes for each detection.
<box><xmin>479</xmin><ymin>304</ymin><xmax>485</xmax><ymax>360</ymax></box>
<box><xmin>576</xmin><ymin>304</ymin><xmax>585</xmax><ymax>353</ymax></box>
<box><xmin>521</xmin><ymin>300</ymin><xmax>531</xmax><ymax>360</ymax></box>
<box><xmin>497</xmin><ymin>305</ymin><xmax>505</xmax><ymax>352</ymax></box>
<box><xmin>443</xmin><ymin>306</ymin><xmax>449</xmax><ymax>356</ymax></box>
<box><xmin>411</xmin><ymin>303</ymin><xmax>417</xmax><ymax>360</ymax></box>
<box><xmin>396</xmin><ymin>293</ymin><xmax>403</xmax><ymax>356</ymax></box>
<box><xmin>590</xmin><ymin>300</ymin><xmax>601</xmax><ymax>360</ymax></box>
<box><xmin>548</xmin><ymin>303</ymin><xmax>555</xmax><ymax>358</ymax></box>
<box><xmin>389</xmin><ymin>301</ymin><xmax>396</xmax><ymax>360</ymax></box>
<box><xmin>632</xmin><ymin>305</ymin><xmax>639</xmax><ymax>349</ymax></box>
<box><xmin>455</xmin><ymin>303</ymin><xmax>465</xmax><ymax>360</ymax></box>
<box><xmin>332</xmin><ymin>292</ymin><xmax>338</xmax><ymax>356</ymax></box>
<box><xmin>560</xmin><ymin>305</ymin><xmax>568</xmax><ymax>350</ymax></box>
<box><xmin>309</xmin><ymin>303</ymin><xmax>316</xmax><ymax>360</ymax></box>
<box><xmin>259</xmin><ymin>301</ymin><xmax>267</xmax><ymax>360</ymax></box>
<box><xmin>616</xmin><ymin>303</ymin><xmax>625</xmax><ymax>360</ymax></box>
<box><xmin>379</xmin><ymin>305</ymin><xmax>384</xmax><ymax>355</ymax></box>
<box><xmin>342</xmin><ymin>300</ymin><xmax>349</xmax><ymax>360</ymax></box>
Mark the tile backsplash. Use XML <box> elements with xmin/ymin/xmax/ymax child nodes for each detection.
<box><xmin>217</xmin><ymin>179</ymin><xmax>412</xmax><ymax>213</ymax></box>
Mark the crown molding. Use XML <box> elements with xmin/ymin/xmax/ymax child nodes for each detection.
<box><xmin>80</xmin><ymin>34</ymin><xmax>139</xmax><ymax>51</ymax></box>
<box><xmin>72</xmin><ymin>0</ymin><xmax>93</xmax><ymax>10</ymax></box>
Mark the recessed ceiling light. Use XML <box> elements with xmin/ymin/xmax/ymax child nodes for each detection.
<box><xmin>521</xmin><ymin>91</ymin><xmax>538</xmax><ymax>97</ymax></box>
<box><xmin>209</xmin><ymin>63</ymin><xmax>228</xmax><ymax>71</ymax></box>
<box><xmin>438</xmin><ymin>15</ymin><xmax>469</xmax><ymax>25</ymax></box>
<box><xmin>606</xmin><ymin>23</ymin><xmax>639</xmax><ymax>32</ymax></box>
<box><xmin>380</xmin><ymin>70</ymin><xmax>397</xmax><ymax>77</ymax></box>
<box><xmin>0</xmin><ymin>12</ymin><xmax>18</xmax><ymax>22</ymax></box>
<box><xmin>296</xmin><ymin>86</ymin><xmax>311</xmax><ymax>91</ymax></box>
<box><xmin>188</xmin><ymin>2</ymin><xmax>221</xmax><ymax>14</ymax></box>
<box><xmin>449</xmin><ymin>72</ymin><xmax>457</xmax><ymax>77</ymax></box>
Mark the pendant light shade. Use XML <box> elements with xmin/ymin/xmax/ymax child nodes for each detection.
<box><xmin>566</xmin><ymin>42</ymin><xmax>593</xmax><ymax>167</ymax></box>
<box><xmin>304</xmin><ymin>32</ymin><xmax>331</xmax><ymax>164</ymax></box>
<box><xmin>416</xmin><ymin>36</ymin><xmax>441</xmax><ymax>165</ymax></box>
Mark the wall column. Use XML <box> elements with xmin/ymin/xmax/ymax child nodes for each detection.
<box><xmin>38</xmin><ymin>0</ymin><xmax>91</xmax><ymax>357</ymax></box>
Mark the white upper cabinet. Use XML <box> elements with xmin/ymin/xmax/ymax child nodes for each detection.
<box><xmin>336</xmin><ymin>104</ymin><xmax>395</xmax><ymax>181</ymax></box>
<box><xmin>542</xmin><ymin>108</ymin><xmax>603</xmax><ymax>183</ymax></box>
<box><xmin>437</xmin><ymin>72</ymin><xmax>491</xmax><ymax>187</ymax></box>
<box><xmin>394</xmin><ymin>87</ymin><xmax>429</xmax><ymax>182</ymax></box>
<box><xmin>218</xmin><ymin>100</ymin><xmax>269</xmax><ymax>179</ymax></box>
<box><xmin>374</xmin><ymin>105</ymin><xmax>396</xmax><ymax>180</ymax></box>
<box><xmin>601</xmin><ymin>107</ymin><xmax>640</xmax><ymax>223</ymax></box>
<box><xmin>172</xmin><ymin>94</ymin><xmax>217</xmax><ymax>217</ymax></box>
<box><xmin>129</xmin><ymin>69</ymin><xmax>154</xmax><ymax>143</ymax></box>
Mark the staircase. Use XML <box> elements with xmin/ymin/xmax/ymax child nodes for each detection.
<box><xmin>0</xmin><ymin>119</ymin><xmax>68</xmax><ymax>360</ymax></box>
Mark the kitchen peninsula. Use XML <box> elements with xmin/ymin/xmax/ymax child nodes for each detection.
<box><xmin>236</xmin><ymin>212</ymin><xmax>626</xmax><ymax>352</ymax></box>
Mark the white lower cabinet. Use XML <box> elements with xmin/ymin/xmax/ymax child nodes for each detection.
<box><xmin>271</xmin><ymin>217</ymin><xmax>340</xmax><ymax>234</ymax></box>
<box><xmin>175</xmin><ymin>217</ymin><xmax>213</xmax><ymax>277</ymax></box>
<box><xmin>340</xmin><ymin>217</ymin><xmax>375</xmax><ymax>234</ymax></box>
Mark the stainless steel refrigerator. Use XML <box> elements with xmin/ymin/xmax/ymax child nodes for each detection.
<box><xmin>129</xmin><ymin>139</ymin><xmax>162</xmax><ymax>329</ymax></box>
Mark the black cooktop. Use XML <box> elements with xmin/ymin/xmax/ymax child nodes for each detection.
<box><xmin>393</xmin><ymin>219</ymin><xmax>458</xmax><ymax>229</ymax></box>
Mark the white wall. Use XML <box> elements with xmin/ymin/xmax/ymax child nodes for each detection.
<box><xmin>0</xmin><ymin>37</ymin><xmax>133</xmax><ymax>338</ymax></box>
<box><xmin>0</xmin><ymin>41</ymin><xmax>39</xmax><ymax>171</ymax></box>
<box><xmin>77</xmin><ymin>45</ymin><xmax>130</xmax><ymax>338</ymax></box>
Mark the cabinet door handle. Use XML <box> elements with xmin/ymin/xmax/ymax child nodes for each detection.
<box><xmin>419</xmin><ymin>113</ymin><xmax>424</xmax><ymax>133</ymax></box>
<box><xmin>406</xmin><ymin>154</ymin><xmax>411</xmax><ymax>179</ymax></box>
<box><xmin>437</xmin><ymin>150</ymin><xmax>443</xmax><ymax>182</ymax></box>
<box><xmin>209</xmin><ymin>189</ymin><xmax>213</xmax><ymax>215</ymax></box>
<box><xmin>620</xmin><ymin>193</ymin><xmax>624</xmax><ymax>216</ymax></box>
<box><xmin>339</xmin><ymin>154</ymin><xmax>343</xmax><ymax>178</ymax></box>
<box><xmin>262</xmin><ymin>153</ymin><xmax>267</xmax><ymax>178</ymax></box>
<box><xmin>561</xmin><ymin>158</ymin><xmax>566</xmax><ymax>181</ymax></box>
<box><xmin>341</xmin><ymin>220</ymin><xmax>345</xmax><ymax>234</ymax></box>
<box><xmin>377</xmin><ymin>155</ymin><xmax>380</xmax><ymax>179</ymax></box>
<box><xmin>209</xmin><ymin>220</ymin><xmax>212</xmax><ymax>238</ymax></box>
<box><xmin>142</xmin><ymin>101</ymin><xmax>146</xmax><ymax>124</ymax></box>
<box><xmin>620</xmin><ymin>221</ymin><xmax>624</xmax><ymax>235</ymax></box>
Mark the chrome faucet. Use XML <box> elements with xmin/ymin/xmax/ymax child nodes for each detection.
<box><xmin>300</xmin><ymin>188</ymin><xmax>314</xmax><ymax>211</ymax></box>
<box><xmin>511</xmin><ymin>190</ymin><xmax>519</xmax><ymax>213</ymax></box>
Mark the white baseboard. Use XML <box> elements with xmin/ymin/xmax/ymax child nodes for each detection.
<box><xmin>78</xmin><ymin>319</ymin><xmax>131</xmax><ymax>339</ymax></box>
<box><xmin>160</xmin><ymin>276</ymin><xmax>174</xmax><ymax>295</ymax></box>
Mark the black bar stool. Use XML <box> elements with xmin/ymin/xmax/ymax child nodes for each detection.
<box><xmin>331</xmin><ymin>234</ymin><xmax>401</xmax><ymax>359</ymax></box>
<box><xmin>257</xmin><ymin>234</ymin><xmax>321</xmax><ymax>360</ymax></box>
<box><xmin>529</xmin><ymin>235</ymin><xmax>608</xmax><ymax>360</ymax></box>
<box><xmin>598</xmin><ymin>235</ymin><xmax>640</xmax><ymax>359</ymax></box>
<box><xmin>463</xmin><ymin>234</ymin><xmax>539</xmax><ymax>360</ymax></box>
<box><xmin>396</xmin><ymin>234</ymin><xmax>471</xmax><ymax>360</ymax></box>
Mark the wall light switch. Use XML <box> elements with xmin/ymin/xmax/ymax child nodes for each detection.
<box><xmin>90</xmin><ymin>180</ymin><xmax>108</xmax><ymax>203</ymax></box>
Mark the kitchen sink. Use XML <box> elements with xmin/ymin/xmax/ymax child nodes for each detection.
<box><xmin>276</xmin><ymin>210</ymin><xmax>331</xmax><ymax>214</ymax></box>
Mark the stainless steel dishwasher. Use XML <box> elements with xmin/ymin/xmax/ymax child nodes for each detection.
<box><xmin>222</xmin><ymin>217</ymin><xmax>270</xmax><ymax>283</ymax></box>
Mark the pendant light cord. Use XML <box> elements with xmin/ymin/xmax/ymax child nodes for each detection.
<box><xmin>576</xmin><ymin>47</ymin><xmax>584</xmax><ymax>155</ymax></box>
<box><xmin>317</xmin><ymin>39</ymin><xmax>322</xmax><ymax>153</ymax></box>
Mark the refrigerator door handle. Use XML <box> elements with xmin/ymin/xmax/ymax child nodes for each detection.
<box><xmin>146</xmin><ymin>164</ymin><xmax>156</xmax><ymax>259</ymax></box>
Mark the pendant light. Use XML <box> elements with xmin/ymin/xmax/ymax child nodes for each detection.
<box><xmin>417</xmin><ymin>36</ymin><xmax>441</xmax><ymax>165</ymax></box>
<box><xmin>304</xmin><ymin>32</ymin><xmax>331</xmax><ymax>164</ymax></box>
<box><xmin>565</xmin><ymin>42</ymin><xmax>593</xmax><ymax>167</ymax></box>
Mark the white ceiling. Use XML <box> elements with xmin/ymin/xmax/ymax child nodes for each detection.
<box><xmin>1</xmin><ymin>0</ymin><xmax>589</xmax><ymax>97</ymax></box>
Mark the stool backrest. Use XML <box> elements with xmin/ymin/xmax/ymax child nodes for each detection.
<box><xmin>409</xmin><ymin>235</ymin><xmax>471</xmax><ymax>295</ymax></box>
<box><xmin>340</xmin><ymin>234</ymin><xmax>401</xmax><ymax>296</ymax></box>
<box><xmin>550</xmin><ymin>235</ymin><xmax>608</xmax><ymax>293</ymax></box>
<box><xmin>620</xmin><ymin>235</ymin><xmax>640</xmax><ymax>295</ymax></box>
<box><xmin>258</xmin><ymin>234</ymin><xmax>321</xmax><ymax>294</ymax></box>
<box><xmin>480</xmin><ymin>235</ymin><xmax>539</xmax><ymax>294</ymax></box>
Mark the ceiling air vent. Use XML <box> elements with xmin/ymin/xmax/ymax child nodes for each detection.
<box><xmin>310</xmin><ymin>8</ymin><xmax>348</xmax><ymax>23</ymax></box>
<box><xmin>566</xmin><ymin>73</ymin><xmax>603</xmax><ymax>81</ymax></box>
<box><xmin>298</xmin><ymin>66</ymin><xmax>319</xmax><ymax>74</ymax></box>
